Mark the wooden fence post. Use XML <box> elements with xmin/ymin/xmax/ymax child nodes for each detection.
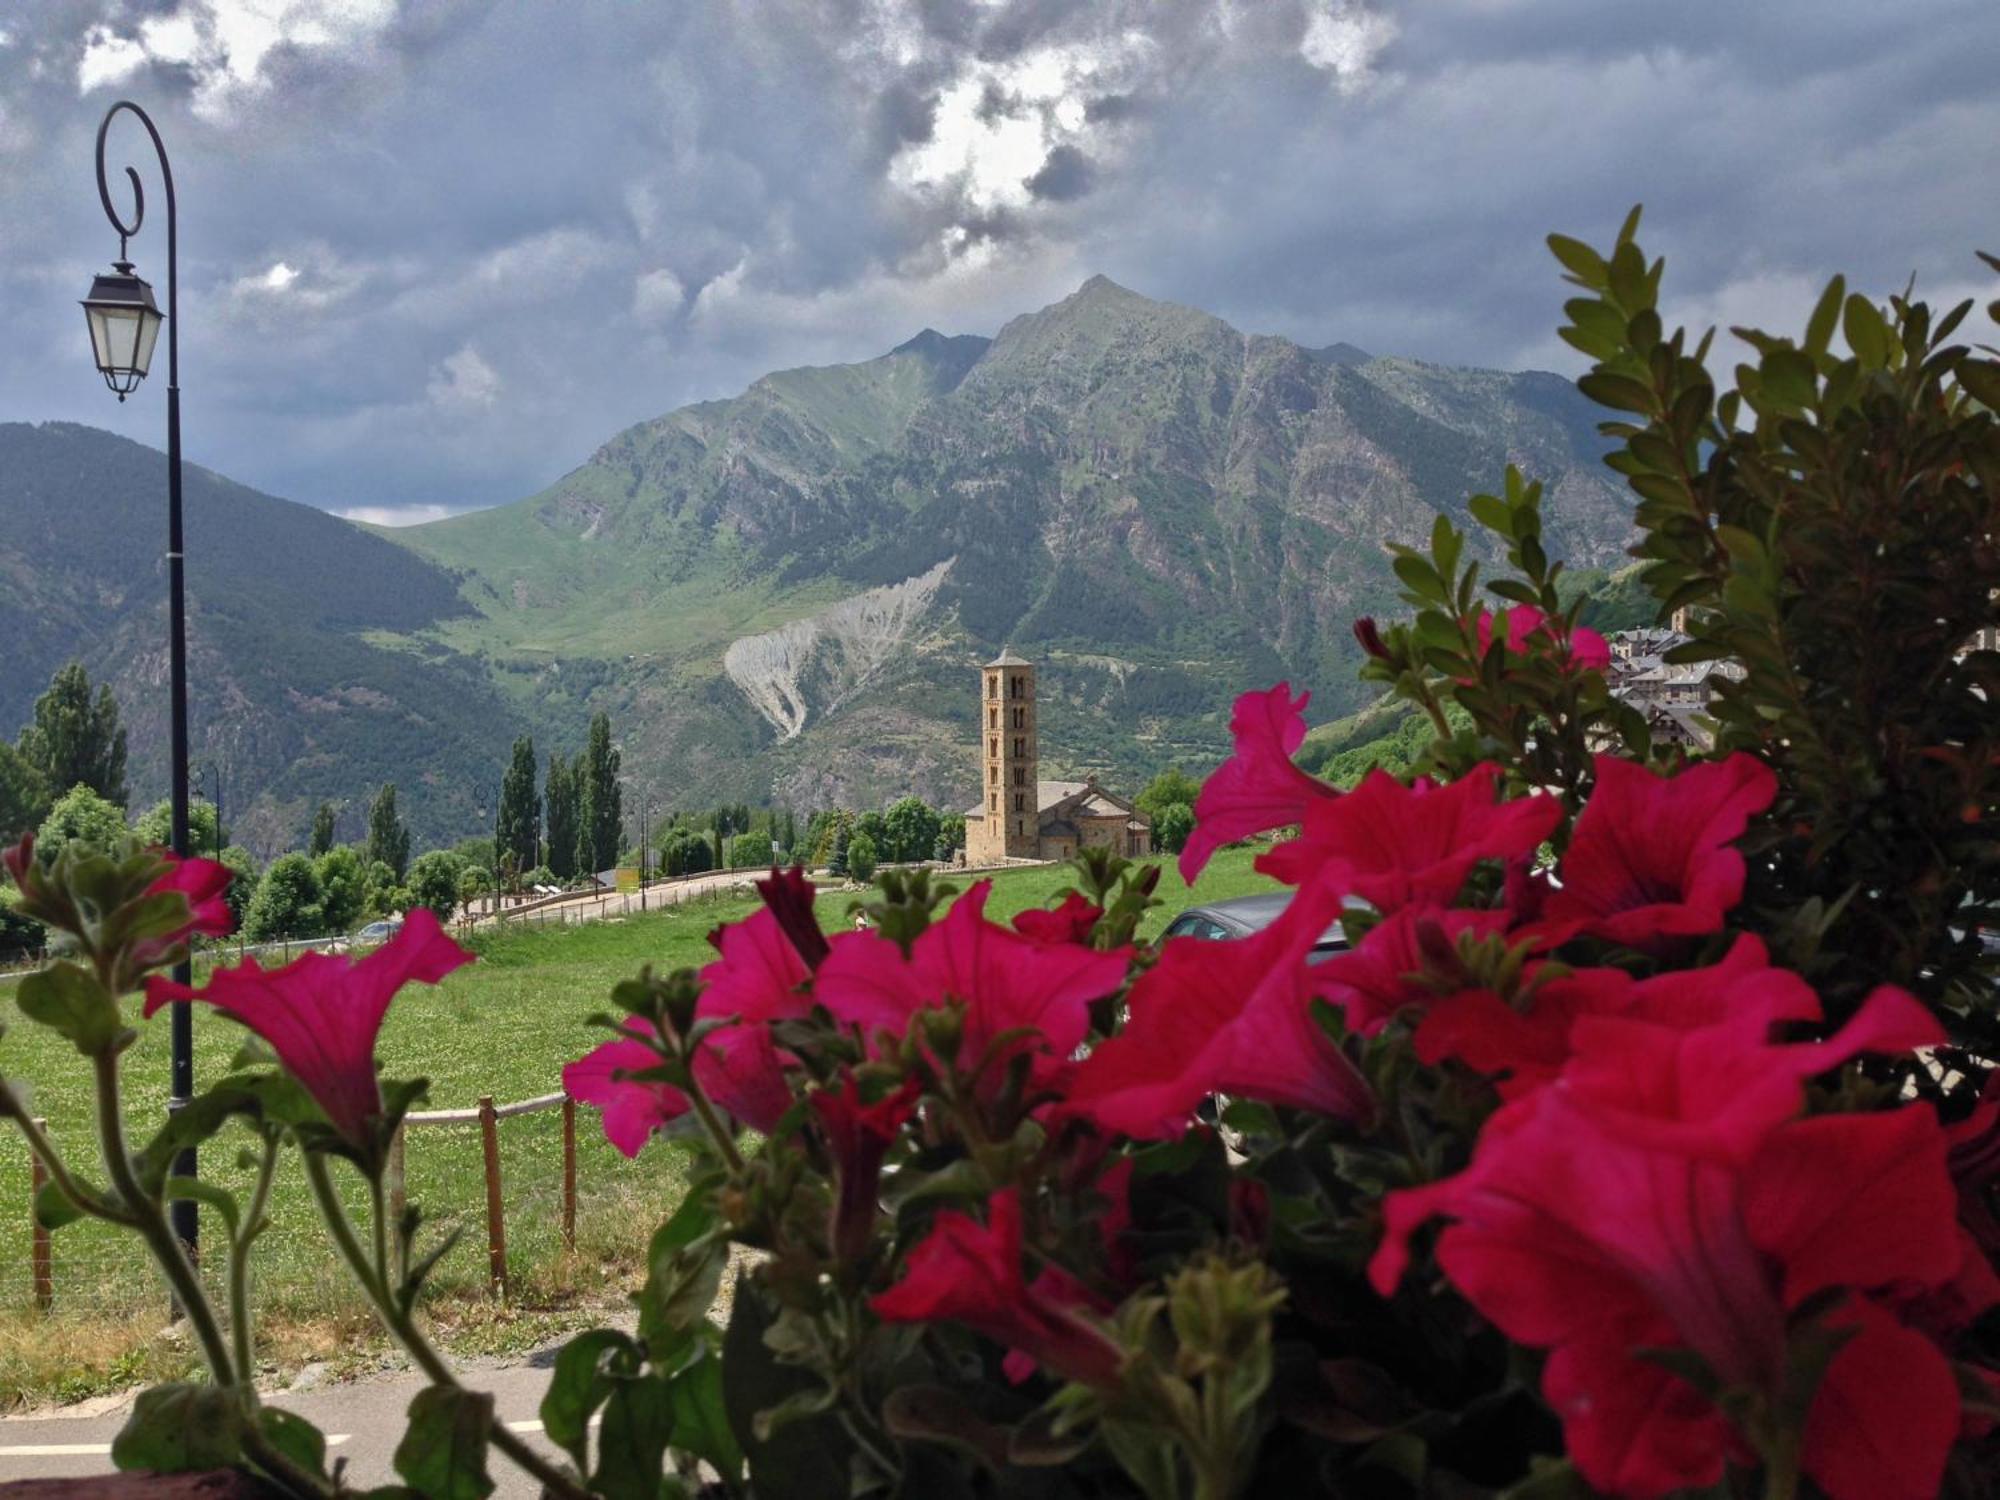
<box><xmin>478</xmin><ymin>1096</ymin><xmax>508</xmax><ymax>1300</ymax></box>
<box><xmin>29</xmin><ymin>1118</ymin><xmax>52</xmax><ymax>1311</ymax></box>
<box><xmin>561</xmin><ymin>1096</ymin><xmax>577</xmax><ymax>1252</ymax></box>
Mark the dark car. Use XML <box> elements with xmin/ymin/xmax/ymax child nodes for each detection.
<box><xmin>1161</xmin><ymin>892</ymin><xmax>1348</xmax><ymax>958</ymax></box>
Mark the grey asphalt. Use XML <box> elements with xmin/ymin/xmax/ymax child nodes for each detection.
<box><xmin>0</xmin><ymin>1356</ymin><xmax>580</xmax><ymax>1497</ymax></box>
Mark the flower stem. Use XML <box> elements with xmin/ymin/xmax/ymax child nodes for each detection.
<box><xmin>230</xmin><ymin>1133</ymin><xmax>281</xmax><ymax>1381</ymax></box>
<box><xmin>301</xmin><ymin>1152</ymin><xmax>592</xmax><ymax>1500</ymax></box>
<box><xmin>91</xmin><ymin>1052</ymin><xmax>238</xmax><ymax>1387</ymax></box>
<box><xmin>0</xmin><ymin>1089</ymin><xmax>135</xmax><ymax>1226</ymax></box>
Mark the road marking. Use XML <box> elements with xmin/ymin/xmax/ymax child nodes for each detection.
<box><xmin>0</xmin><ymin>1434</ymin><xmax>352</xmax><ymax>1460</ymax></box>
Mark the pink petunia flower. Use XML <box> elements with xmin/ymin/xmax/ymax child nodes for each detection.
<box><xmin>1258</xmin><ymin>763</ymin><xmax>1561</xmax><ymax>907</ymax></box>
<box><xmin>1540</xmin><ymin>753</ymin><xmax>1777</xmax><ymax>947</ymax></box>
<box><xmin>563</xmin><ymin>1032</ymin><xmax>689</xmax><ymax>1159</ymax></box>
<box><xmin>871</xmin><ymin>1188</ymin><xmax>1124</xmax><ymax>1389</ymax></box>
<box><xmin>1408</xmin><ymin>933</ymin><xmax>1818</xmax><ymax>1099</ymax></box>
<box><xmin>1013</xmin><ymin>891</ymin><xmax>1104</xmax><ymax>946</ymax></box>
<box><xmin>1372</xmin><ymin>993</ymin><xmax>1958</xmax><ymax>1500</ymax></box>
<box><xmin>1474</xmin><ymin>604</ymin><xmax>1612</xmax><ymax>673</ymax></box>
<box><xmin>1066</xmin><ymin>870</ymin><xmax>1374</xmax><ymax>1138</ymax></box>
<box><xmin>1179</xmin><ymin>684</ymin><xmax>1339</xmax><ymax>884</ymax></box>
<box><xmin>814</xmin><ymin>883</ymin><xmax>1129</xmax><ymax>1083</ymax></box>
<box><xmin>143</xmin><ymin>908</ymin><xmax>471</xmax><ymax>1152</ymax></box>
<box><xmin>130</xmin><ymin>850</ymin><xmax>238</xmax><ymax>970</ymax></box>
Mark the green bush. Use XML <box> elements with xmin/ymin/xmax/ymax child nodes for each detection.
<box><xmin>243</xmin><ymin>853</ymin><xmax>323</xmax><ymax>941</ymax></box>
<box><xmin>846</xmin><ymin>832</ymin><xmax>878</xmax><ymax>883</ymax></box>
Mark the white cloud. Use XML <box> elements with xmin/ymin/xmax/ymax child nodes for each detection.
<box><xmin>426</xmin><ymin>345</ymin><xmax>502</xmax><ymax>410</ymax></box>
<box><xmin>889</xmin><ymin>35</ymin><xmax>1152</xmax><ymax>215</ymax></box>
<box><xmin>76</xmin><ymin>1</ymin><xmax>400</xmax><ymax>119</ymax></box>
<box><xmin>632</xmin><ymin>267</ymin><xmax>686</xmax><ymax>325</ymax></box>
<box><xmin>1299</xmin><ymin>1</ymin><xmax>1397</xmax><ymax>94</ymax></box>
<box><xmin>77</xmin><ymin>26</ymin><xmax>149</xmax><ymax>93</ymax></box>
<box><xmin>336</xmin><ymin>502</ymin><xmax>458</xmax><ymax>527</ymax></box>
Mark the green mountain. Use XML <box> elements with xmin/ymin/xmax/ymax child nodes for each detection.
<box><xmin>1</xmin><ymin>279</ymin><xmax>1636</xmax><ymax>849</ymax></box>
<box><xmin>0</xmin><ymin>421</ymin><xmax>521</xmax><ymax>854</ymax></box>
<box><xmin>390</xmin><ymin>276</ymin><xmax>1634</xmax><ymax>815</ymax></box>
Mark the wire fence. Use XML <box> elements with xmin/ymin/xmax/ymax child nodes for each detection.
<box><xmin>5</xmin><ymin>1086</ymin><xmax>651</xmax><ymax>1324</ymax></box>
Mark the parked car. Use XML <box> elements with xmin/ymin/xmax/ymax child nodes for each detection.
<box><xmin>354</xmin><ymin>918</ymin><xmax>403</xmax><ymax>944</ymax></box>
<box><xmin>1160</xmin><ymin>891</ymin><xmax>1349</xmax><ymax>959</ymax></box>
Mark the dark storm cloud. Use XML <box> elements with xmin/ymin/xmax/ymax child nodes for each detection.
<box><xmin>0</xmin><ymin>0</ymin><xmax>1994</xmax><ymax>521</ymax></box>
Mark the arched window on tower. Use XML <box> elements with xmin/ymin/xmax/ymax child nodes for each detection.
<box><xmin>1013</xmin><ymin>767</ymin><xmax>1025</xmax><ymax>787</ymax></box>
<box><xmin>988</xmin><ymin>707</ymin><xmax>998</xmax><ymax>729</ymax></box>
<box><xmin>989</xmin><ymin>738</ymin><xmax>998</xmax><ymax>758</ymax></box>
<box><xmin>987</xmin><ymin>674</ymin><xmax>999</xmax><ymax>700</ymax></box>
<box><xmin>1010</xmin><ymin>675</ymin><xmax>1024</xmax><ymax>699</ymax></box>
<box><xmin>989</xmin><ymin>765</ymin><xmax>998</xmax><ymax>784</ymax></box>
<box><xmin>1012</xmin><ymin>707</ymin><xmax>1024</xmax><ymax>729</ymax></box>
<box><xmin>1013</xmin><ymin>737</ymin><xmax>1024</xmax><ymax>757</ymax></box>
<box><xmin>1014</xmin><ymin>792</ymin><xmax>1024</xmax><ymax>812</ymax></box>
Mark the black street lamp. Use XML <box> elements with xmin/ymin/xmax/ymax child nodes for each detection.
<box><xmin>84</xmin><ymin>100</ymin><xmax>197</xmax><ymax>1257</ymax></box>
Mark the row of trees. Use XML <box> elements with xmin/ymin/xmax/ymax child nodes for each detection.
<box><xmin>495</xmin><ymin>715</ymin><xmax>621</xmax><ymax>879</ymax></box>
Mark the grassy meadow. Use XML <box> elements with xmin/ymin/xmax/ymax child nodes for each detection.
<box><xmin>0</xmin><ymin>845</ymin><xmax>1277</xmax><ymax>1407</ymax></box>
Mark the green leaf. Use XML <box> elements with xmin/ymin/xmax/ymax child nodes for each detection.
<box><xmin>540</xmin><ymin>1328</ymin><xmax>639</xmax><ymax>1470</ymax></box>
<box><xmin>253</xmin><ymin>1406</ymin><xmax>330</xmax><ymax>1484</ymax></box>
<box><xmin>1956</xmin><ymin>359</ymin><xmax>2000</xmax><ymax>412</ymax></box>
<box><xmin>665</xmin><ymin>1348</ymin><xmax>745</xmax><ymax>1481</ymax></box>
<box><xmin>36</xmin><ymin>1175</ymin><xmax>90</xmax><ymax>1231</ymax></box>
<box><xmin>1804</xmin><ymin>275</ymin><xmax>1846</xmax><ymax>356</ymax></box>
<box><xmin>1575</xmin><ymin>371</ymin><xmax>1656</xmax><ymax>416</ymax></box>
<box><xmin>1546</xmin><ymin>234</ymin><xmax>1608</xmax><ymax>287</ymax></box>
<box><xmin>394</xmin><ymin>1386</ymin><xmax>494</xmax><ymax>1500</ymax></box>
<box><xmin>133</xmin><ymin>1085</ymin><xmax>262</xmax><ymax>1196</ymax></box>
<box><xmin>638</xmin><ymin>1222</ymin><xmax>726</xmax><ymax>1372</ymax></box>
<box><xmin>16</xmin><ymin>963</ymin><xmax>121</xmax><ymax>1054</ymax></box>
<box><xmin>111</xmin><ymin>1383</ymin><xmax>246</xmax><ymax>1473</ymax></box>
<box><xmin>592</xmin><ymin>1373</ymin><xmax>674</xmax><ymax>1500</ymax></box>
<box><xmin>166</xmin><ymin>1176</ymin><xmax>242</xmax><ymax>1239</ymax></box>
<box><xmin>1843</xmin><ymin>293</ymin><xmax>1892</xmax><ymax>367</ymax></box>
<box><xmin>1102</xmin><ymin>1420</ymin><xmax>1182</xmax><ymax>1500</ymax></box>
<box><xmin>1760</xmin><ymin>347</ymin><xmax>1817</xmax><ymax>412</ymax></box>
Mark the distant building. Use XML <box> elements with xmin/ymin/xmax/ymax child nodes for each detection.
<box><xmin>963</xmin><ymin>649</ymin><xmax>1152</xmax><ymax>864</ymax></box>
<box><xmin>1604</xmin><ymin>624</ymin><xmax>1743</xmax><ymax>749</ymax></box>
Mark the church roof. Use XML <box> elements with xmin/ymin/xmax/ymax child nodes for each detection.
<box><xmin>984</xmin><ymin>645</ymin><xmax>1032</xmax><ymax>668</ymax></box>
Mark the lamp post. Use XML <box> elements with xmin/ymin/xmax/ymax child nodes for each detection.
<box><xmin>82</xmin><ymin>100</ymin><xmax>197</xmax><ymax>1257</ymax></box>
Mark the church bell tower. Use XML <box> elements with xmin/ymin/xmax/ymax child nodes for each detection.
<box><xmin>980</xmin><ymin>648</ymin><xmax>1039</xmax><ymax>858</ymax></box>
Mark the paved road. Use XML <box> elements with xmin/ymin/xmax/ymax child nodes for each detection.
<box><xmin>0</xmin><ymin>1358</ymin><xmax>575</xmax><ymax>1497</ymax></box>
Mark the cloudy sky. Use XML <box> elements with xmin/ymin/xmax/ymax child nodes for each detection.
<box><xmin>2</xmin><ymin>0</ymin><xmax>1996</xmax><ymax>523</ymax></box>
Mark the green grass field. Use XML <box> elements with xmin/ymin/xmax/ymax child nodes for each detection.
<box><xmin>0</xmin><ymin>846</ymin><xmax>1277</xmax><ymax>1406</ymax></box>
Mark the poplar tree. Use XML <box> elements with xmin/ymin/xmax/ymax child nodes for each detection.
<box><xmin>309</xmin><ymin>801</ymin><xmax>337</xmax><ymax>857</ymax></box>
<box><xmin>366</xmin><ymin>783</ymin><xmax>410</xmax><ymax>881</ymax></box>
<box><xmin>544</xmin><ymin>751</ymin><xmax>580</xmax><ymax>880</ymax></box>
<box><xmin>497</xmin><ymin>737</ymin><xmax>541</xmax><ymax>874</ymax></box>
<box><xmin>577</xmin><ymin>713</ymin><xmax>621</xmax><ymax>876</ymax></box>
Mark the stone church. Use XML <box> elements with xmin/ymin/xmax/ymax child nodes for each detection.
<box><xmin>964</xmin><ymin>649</ymin><xmax>1152</xmax><ymax>865</ymax></box>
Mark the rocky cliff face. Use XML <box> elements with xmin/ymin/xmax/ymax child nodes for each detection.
<box><xmin>724</xmin><ymin>559</ymin><xmax>955</xmax><ymax>739</ymax></box>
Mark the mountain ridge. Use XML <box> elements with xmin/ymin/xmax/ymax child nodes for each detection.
<box><xmin>2</xmin><ymin>276</ymin><xmax>1634</xmax><ymax>850</ymax></box>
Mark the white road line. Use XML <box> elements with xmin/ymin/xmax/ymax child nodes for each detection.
<box><xmin>0</xmin><ymin>1434</ymin><xmax>353</xmax><ymax>1460</ymax></box>
<box><xmin>0</xmin><ymin>1421</ymin><xmax>574</xmax><ymax>1461</ymax></box>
